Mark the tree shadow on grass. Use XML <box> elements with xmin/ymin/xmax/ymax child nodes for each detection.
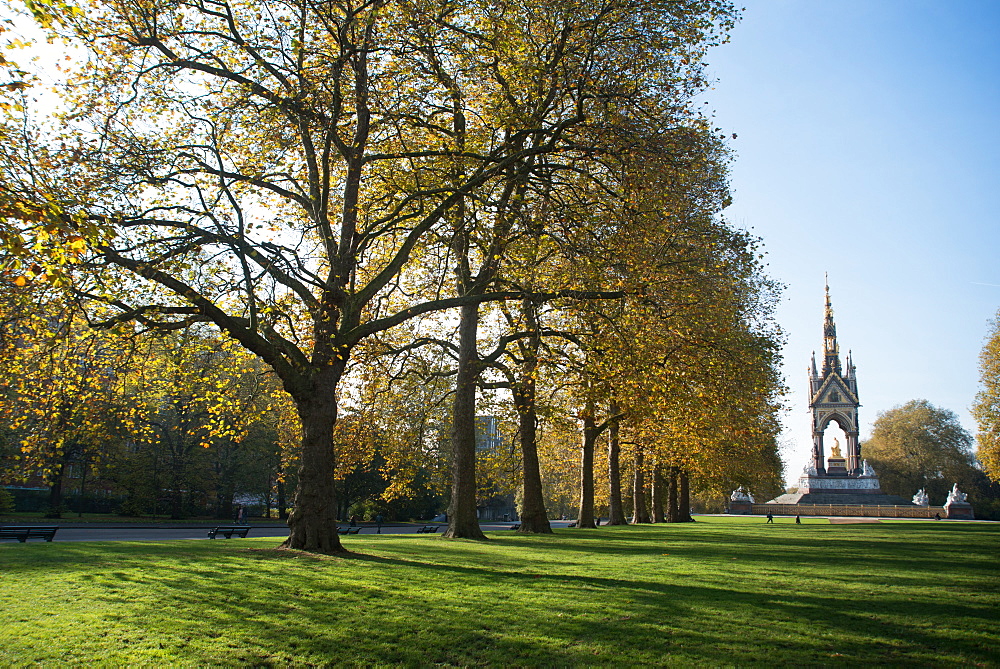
<box><xmin>483</xmin><ymin>524</ymin><xmax>1000</xmax><ymax>576</ymax></box>
<box><xmin>65</xmin><ymin>540</ymin><xmax>999</xmax><ymax>666</ymax></box>
<box><xmin>4</xmin><ymin>525</ymin><xmax>998</xmax><ymax>665</ymax></box>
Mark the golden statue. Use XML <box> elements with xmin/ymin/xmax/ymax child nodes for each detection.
<box><xmin>830</xmin><ymin>438</ymin><xmax>842</xmax><ymax>459</ymax></box>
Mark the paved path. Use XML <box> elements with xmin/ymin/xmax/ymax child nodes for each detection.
<box><xmin>5</xmin><ymin>521</ymin><xmax>565</xmax><ymax>543</ymax></box>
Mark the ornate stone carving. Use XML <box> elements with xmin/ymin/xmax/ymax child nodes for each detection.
<box><xmin>862</xmin><ymin>460</ymin><xmax>876</xmax><ymax>477</ymax></box>
<box><xmin>798</xmin><ymin>475</ymin><xmax>882</xmax><ymax>492</ymax></box>
<box><xmin>730</xmin><ymin>487</ymin><xmax>754</xmax><ymax>503</ymax></box>
<box><xmin>912</xmin><ymin>488</ymin><xmax>929</xmax><ymax>506</ymax></box>
<box><xmin>946</xmin><ymin>483</ymin><xmax>967</xmax><ymax>505</ymax></box>
<box><xmin>830</xmin><ymin>438</ymin><xmax>842</xmax><ymax>458</ymax></box>
<box><xmin>808</xmin><ymin>282</ymin><xmax>862</xmax><ymax>474</ymax></box>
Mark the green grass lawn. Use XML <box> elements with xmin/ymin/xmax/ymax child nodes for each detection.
<box><xmin>1</xmin><ymin>517</ymin><xmax>997</xmax><ymax>666</ymax></box>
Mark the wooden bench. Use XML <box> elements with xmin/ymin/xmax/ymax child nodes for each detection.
<box><xmin>208</xmin><ymin>526</ymin><xmax>251</xmax><ymax>539</ymax></box>
<box><xmin>0</xmin><ymin>526</ymin><xmax>59</xmax><ymax>543</ymax></box>
<box><xmin>416</xmin><ymin>525</ymin><xmax>440</xmax><ymax>533</ymax></box>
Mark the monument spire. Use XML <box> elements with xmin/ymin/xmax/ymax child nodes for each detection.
<box><xmin>822</xmin><ymin>275</ymin><xmax>842</xmax><ymax>376</ymax></box>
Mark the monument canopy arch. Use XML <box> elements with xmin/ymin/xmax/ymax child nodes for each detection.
<box><xmin>817</xmin><ymin>413</ymin><xmax>853</xmax><ymax>433</ymax></box>
<box><xmin>758</xmin><ymin>277</ymin><xmax>957</xmax><ymax>513</ymax></box>
<box><xmin>808</xmin><ymin>280</ymin><xmax>861</xmax><ymax>475</ymax></box>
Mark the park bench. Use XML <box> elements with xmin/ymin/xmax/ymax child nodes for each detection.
<box><xmin>416</xmin><ymin>525</ymin><xmax>440</xmax><ymax>533</ymax></box>
<box><xmin>510</xmin><ymin>524</ymin><xmax>520</xmax><ymax>530</ymax></box>
<box><xmin>207</xmin><ymin>526</ymin><xmax>251</xmax><ymax>539</ymax></box>
<box><xmin>0</xmin><ymin>526</ymin><xmax>59</xmax><ymax>543</ymax></box>
<box><xmin>337</xmin><ymin>526</ymin><xmax>362</xmax><ymax>535</ymax></box>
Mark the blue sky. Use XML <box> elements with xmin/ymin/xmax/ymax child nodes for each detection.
<box><xmin>702</xmin><ymin>0</ymin><xmax>1000</xmax><ymax>483</ymax></box>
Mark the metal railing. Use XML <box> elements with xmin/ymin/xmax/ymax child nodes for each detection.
<box><xmin>752</xmin><ymin>504</ymin><xmax>945</xmax><ymax>518</ymax></box>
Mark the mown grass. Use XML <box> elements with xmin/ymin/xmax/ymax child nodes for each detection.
<box><xmin>1</xmin><ymin>516</ymin><xmax>997</xmax><ymax>666</ymax></box>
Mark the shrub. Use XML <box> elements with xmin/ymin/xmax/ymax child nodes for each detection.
<box><xmin>0</xmin><ymin>488</ymin><xmax>14</xmax><ymax>514</ymax></box>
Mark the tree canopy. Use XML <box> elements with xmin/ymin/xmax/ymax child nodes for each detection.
<box><xmin>0</xmin><ymin>0</ymin><xmax>795</xmax><ymax>549</ymax></box>
<box><xmin>862</xmin><ymin>399</ymin><xmax>977</xmax><ymax>504</ymax></box>
<box><xmin>972</xmin><ymin>310</ymin><xmax>1000</xmax><ymax>480</ymax></box>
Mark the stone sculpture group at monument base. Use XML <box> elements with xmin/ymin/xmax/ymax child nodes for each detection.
<box><xmin>728</xmin><ymin>280</ymin><xmax>975</xmax><ymax>520</ymax></box>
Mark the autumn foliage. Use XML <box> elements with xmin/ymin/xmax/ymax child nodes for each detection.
<box><xmin>0</xmin><ymin>0</ymin><xmax>787</xmax><ymax>549</ymax></box>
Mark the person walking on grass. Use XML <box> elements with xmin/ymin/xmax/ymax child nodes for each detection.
<box><xmin>766</xmin><ymin>512</ymin><xmax>773</xmax><ymax>523</ymax></box>
<box><xmin>795</xmin><ymin>515</ymin><xmax>801</xmax><ymax>524</ymax></box>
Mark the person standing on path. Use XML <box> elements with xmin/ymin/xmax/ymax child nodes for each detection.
<box><xmin>375</xmin><ymin>513</ymin><xmax>384</xmax><ymax>534</ymax></box>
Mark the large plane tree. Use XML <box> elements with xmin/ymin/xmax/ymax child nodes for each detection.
<box><xmin>3</xmin><ymin>0</ymin><xmax>737</xmax><ymax>552</ymax></box>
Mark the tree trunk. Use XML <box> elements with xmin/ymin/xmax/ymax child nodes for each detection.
<box><xmin>516</xmin><ymin>301</ymin><xmax>552</xmax><ymax>534</ymax></box>
<box><xmin>576</xmin><ymin>404</ymin><xmax>598</xmax><ymax>529</ymax></box>
<box><xmin>281</xmin><ymin>366</ymin><xmax>346</xmax><ymax>553</ymax></box>
<box><xmin>277</xmin><ymin>479</ymin><xmax>288</xmax><ymax>520</ymax></box>
<box><xmin>679</xmin><ymin>468</ymin><xmax>694</xmax><ymax>522</ymax></box>
<box><xmin>632</xmin><ymin>444</ymin><xmax>650</xmax><ymax>523</ymax></box>
<box><xmin>667</xmin><ymin>466</ymin><xmax>680</xmax><ymax>523</ymax></box>
<box><xmin>606</xmin><ymin>401</ymin><xmax>627</xmax><ymax>525</ymax></box>
<box><xmin>444</xmin><ymin>302</ymin><xmax>487</xmax><ymax>539</ymax></box>
<box><xmin>218</xmin><ymin>479</ymin><xmax>235</xmax><ymax>520</ymax></box>
<box><xmin>169</xmin><ymin>454</ymin><xmax>184</xmax><ymax>520</ymax></box>
<box><xmin>77</xmin><ymin>460</ymin><xmax>88</xmax><ymax>518</ymax></box>
<box><xmin>516</xmin><ymin>402</ymin><xmax>551</xmax><ymax>533</ymax></box>
<box><xmin>651</xmin><ymin>462</ymin><xmax>665</xmax><ymax>523</ymax></box>
<box><xmin>45</xmin><ymin>463</ymin><xmax>65</xmax><ymax>518</ymax></box>
<box><xmin>263</xmin><ymin>476</ymin><xmax>273</xmax><ymax>520</ymax></box>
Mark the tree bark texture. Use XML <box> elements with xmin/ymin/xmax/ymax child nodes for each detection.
<box><xmin>444</xmin><ymin>302</ymin><xmax>487</xmax><ymax>539</ymax></box>
<box><xmin>277</xmin><ymin>480</ymin><xmax>288</xmax><ymax>520</ymax></box>
<box><xmin>606</xmin><ymin>403</ymin><xmax>627</xmax><ymax>525</ymax></box>
<box><xmin>632</xmin><ymin>444</ymin><xmax>650</xmax><ymax>523</ymax></box>
<box><xmin>516</xmin><ymin>403</ymin><xmax>552</xmax><ymax>533</ymax></box>
<box><xmin>679</xmin><ymin>468</ymin><xmax>694</xmax><ymax>522</ymax></box>
<box><xmin>667</xmin><ymin>466</ymin><xmax>680</xmax><ymax>523</ymax></box>
<box><xmin>46</xmin><ymin>464</ymin><xmax>65</xmax><ymax>518</ymax></box>
<box><xmin>281</xmin><ymin>366</ymin><xmax>346</xmax><ymax>553</ymax></box>
<box><xmin>514</xmin><ymin>301</ymin><xmax>551</xmax><ymax>533</ymax></box>
<box><xmin>77</xmin><ymin>463</ymin><xmax>88</xmax><ymax>518</ymax></box>
<box><xmin>651</xmin><ymin>463</ymin><xmax>665</xmax><ymax>523</ymax></box>
<box><xmin>576</xmin><ymin>408</ymin><xmax>598</xmax><ymax>529</ymax></box>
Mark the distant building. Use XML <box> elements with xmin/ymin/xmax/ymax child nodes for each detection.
<box><xmin>474</xmin><ymin>415</ymin><xmax>518</xmax><ymax>522</ymax></box>
<box><xmin>767</xmin><ymin>280</ymin><xmax>913</xmax><ymax>507</ymax></box>
<box><xmin>474</xmin><ymin>415</ymin><xmax>503</xmax><ymax>452</ymax></box>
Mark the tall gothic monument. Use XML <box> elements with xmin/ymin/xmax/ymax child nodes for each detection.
<box><xmin>769</xmin><ymin>279</ymin><xmax>912</xmax><ymax>506</ymax></box>
<box><xmin>808</xmin><ymin>278</ymin><xmax>861</xmax><ymax>475</ymax></box>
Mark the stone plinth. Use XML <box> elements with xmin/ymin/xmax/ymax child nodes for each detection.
<box><xmin>826</xmin><ymin>457</ymin><xmax>847</xmax><ymax>475</ymax></box>
<box><xmin>728</xmin><ymin>500</ymin><xmax>753</xmax><ymax>514</ymax></box>
<box><xmin>945</xmin><ymin>502</ymin><xmax>974</xmax><ymax>520</ymax></box>
<box><xmin>768</xmin><ymin>466</ymin><xmax>915</xmax><ymax>507</ymax></box>
<box><xmin>798</xmin><ymin>473</ymin><xmax>883</xmax><ymax>495</ymax></box>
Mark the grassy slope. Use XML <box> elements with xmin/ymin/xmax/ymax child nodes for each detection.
<box><xmin>1</xmin><ymin>517</ymin><xmax>997</xmax><ymax>666</ymax></box>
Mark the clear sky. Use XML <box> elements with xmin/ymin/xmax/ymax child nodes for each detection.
<box><xmin>702</xmin><ymin>0</ymin><xmax>1000</xmax><ymax>484</ymax></box>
